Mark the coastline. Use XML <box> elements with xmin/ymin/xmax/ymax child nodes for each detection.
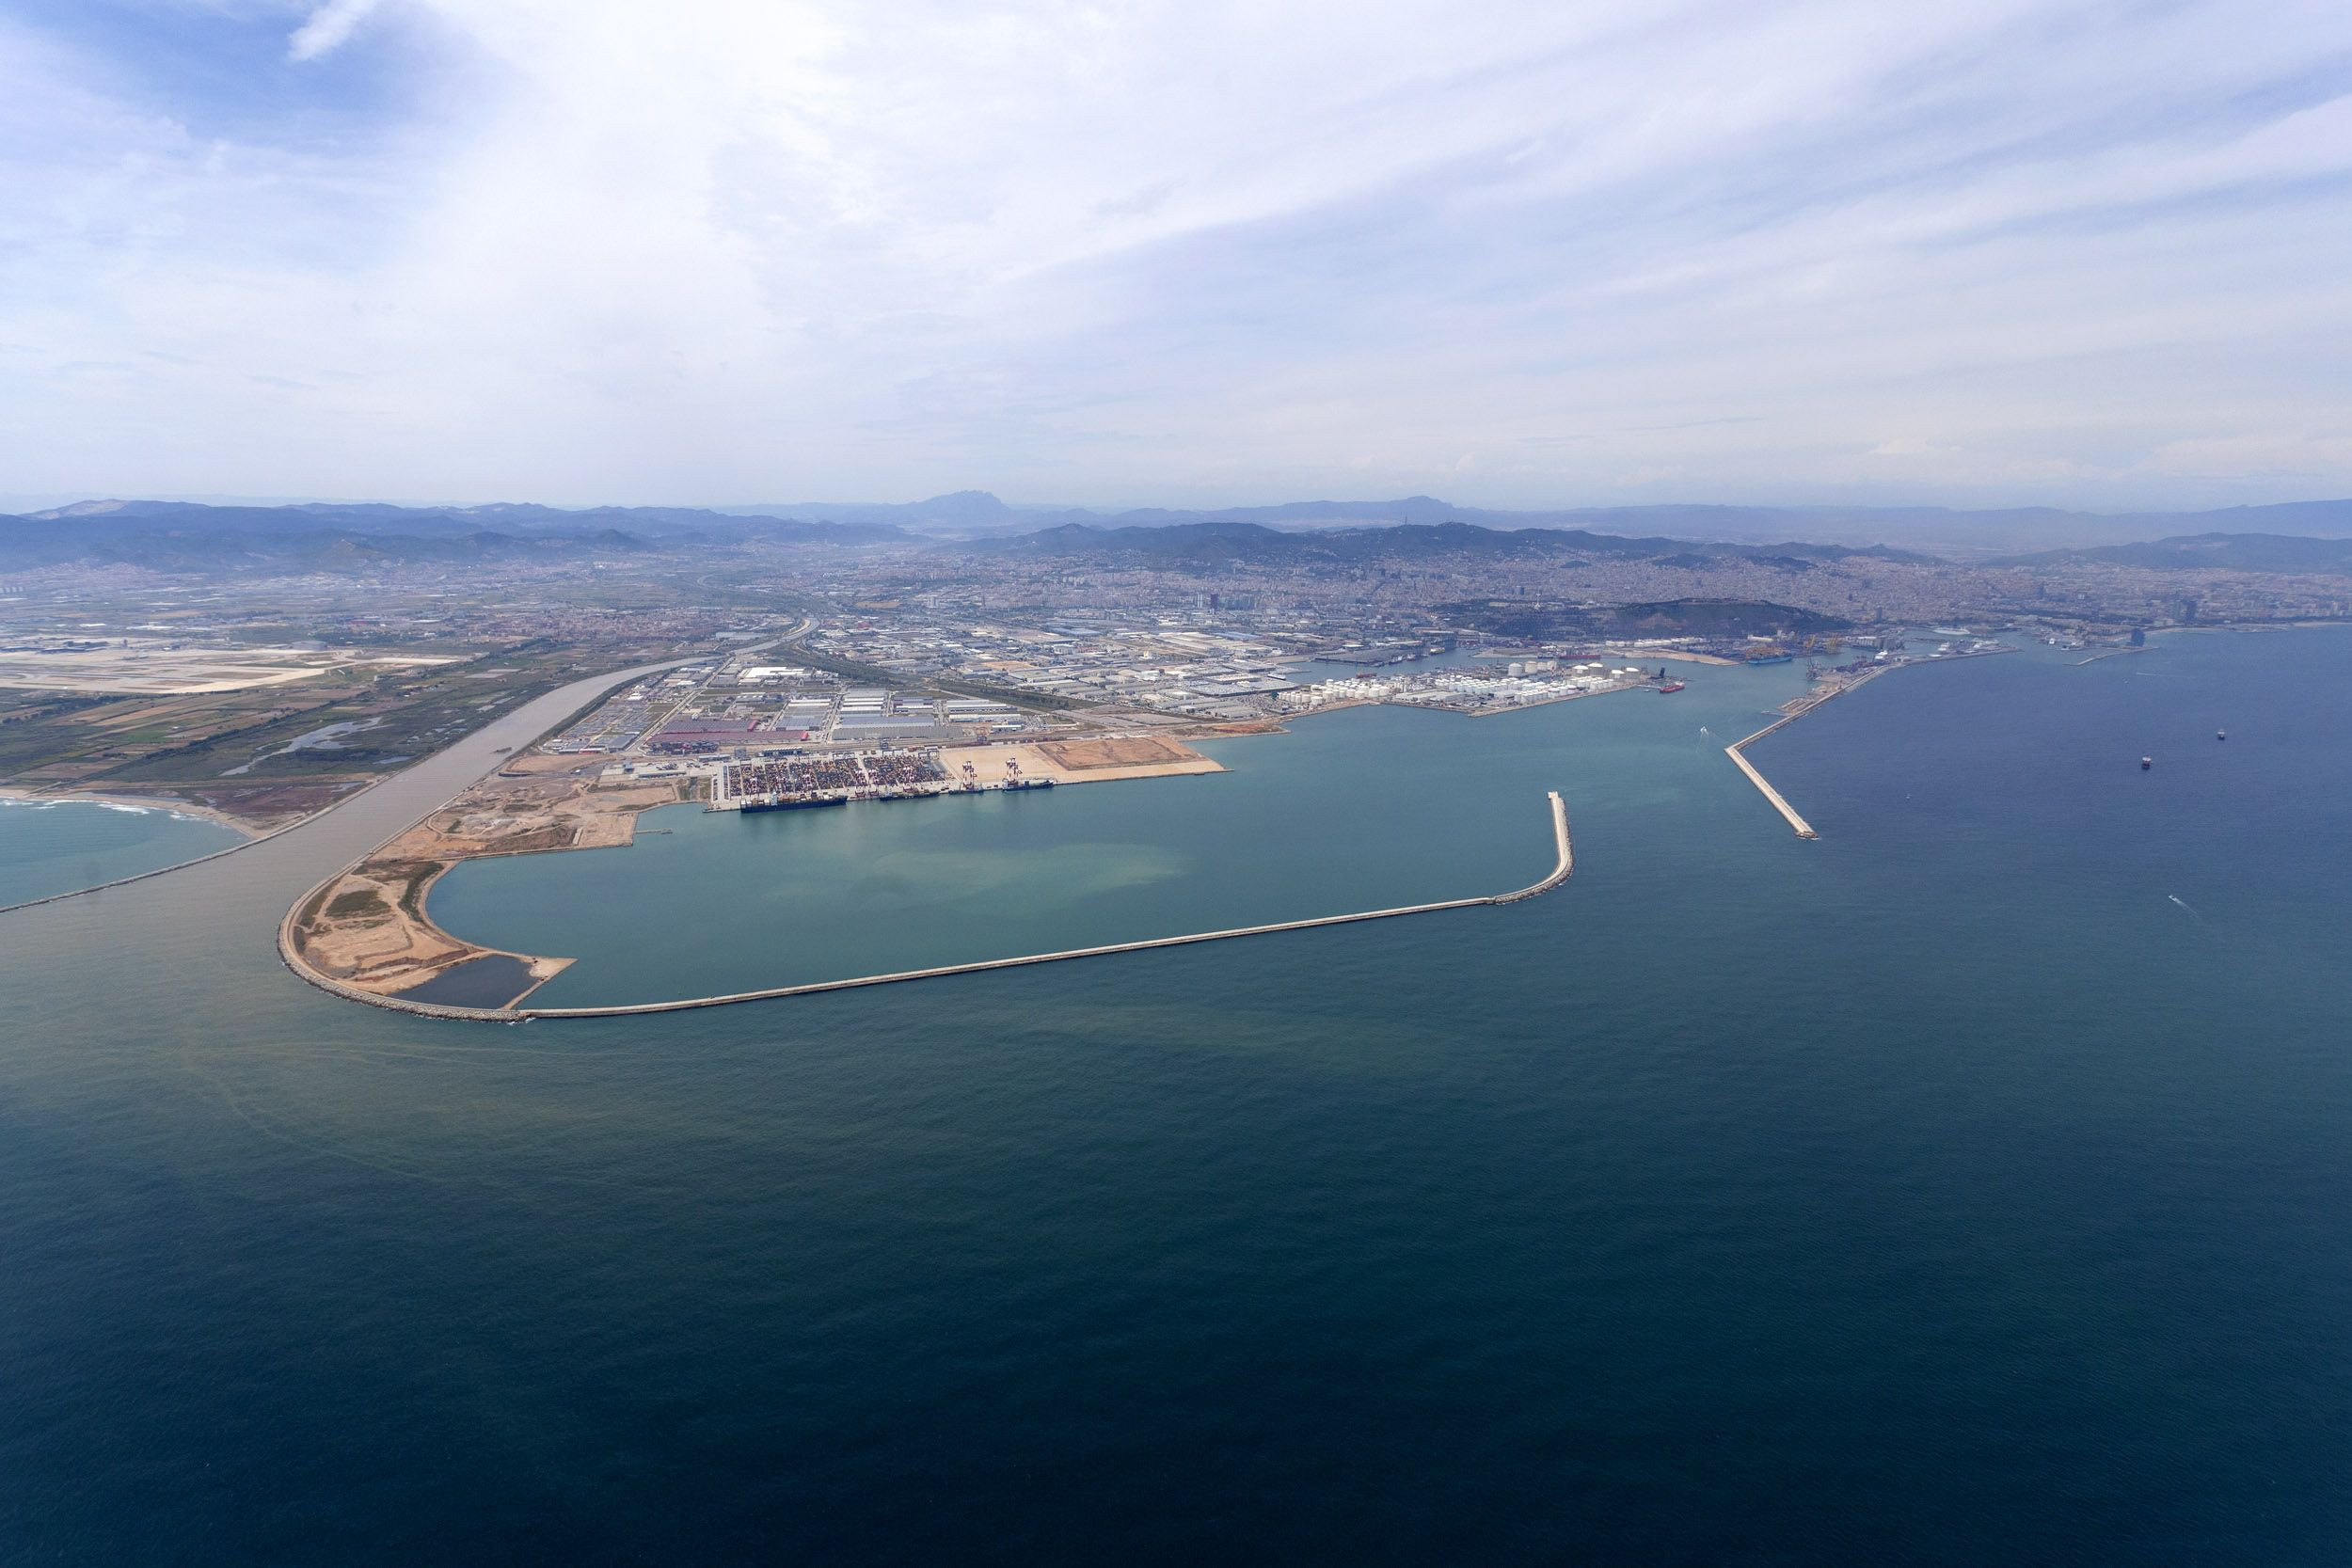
<box><xmin>280</xmin><ymin>765</ymin><xmax>691</xmax><ymax>1006</ymax></box>
<box><xmin>0</xmin><ymin>784</ymin><xmax>263</xmax><ymax>838</ymax></box>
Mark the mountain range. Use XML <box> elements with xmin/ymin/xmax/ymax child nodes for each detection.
<box><xmin>0</xmin><ymin>499</ymin><xmax>908</xmax><ymax>572</ymax></box>
<box><xmin>718</xmin><ymin>492</ymin><xmax>2352</xmax><ymax>552</ymax></box>
<box><xmin>8</xmin><ymin>494</ymin><xmax>2352</xmax><ymax>575</ymax></box>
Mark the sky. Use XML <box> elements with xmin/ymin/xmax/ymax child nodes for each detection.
<box><xmin>2</xmin><ymin>0</ymin><xmax>2350</xmax><ymax>515</ymax></box>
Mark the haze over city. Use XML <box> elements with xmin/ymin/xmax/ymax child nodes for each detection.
<box><xmin>6</xmin><ymin>0</ymin><xmax>2351</xmax><ymax>513</ymax></box>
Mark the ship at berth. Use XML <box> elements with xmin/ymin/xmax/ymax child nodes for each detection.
<box><xmin>715</xmin><ymin>746</ymin><xmax>1052</xmax><ymax>814</ymax></box>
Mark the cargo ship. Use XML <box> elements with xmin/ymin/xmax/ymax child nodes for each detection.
<box><xmin>739</xmin><ymin>795</ymin><xmax>848</xmax><ymax>814</ymax></box>
<box><xmin>1658</xmin><ymin>680</ymin><xmax>1686</xmax><ymax>693</ymax></box>
<box><xmin>1744</xmin><ymin>652</ymin><xmax>1793</xmax><ymax>665</ymax></box>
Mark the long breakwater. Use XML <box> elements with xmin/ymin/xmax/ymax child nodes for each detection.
<box><xmin>282</xmin><ymin>791</ymin><xmax>1575</xmax><ymax>1022</ymax></box>
<box><xmin>1723</xmin><ymin>649</ymin><xmax>2016</xmax><ymax>839</ymax></box>
<box><xmin>1721</xmin><ymin>662</ymin><xmax>1909</xmax><ymax>839</ymax></box>
<box><xmin>1724</xmin><ymin>717</ymin><xmax>1820</xmax><ymax>839</ymax></box>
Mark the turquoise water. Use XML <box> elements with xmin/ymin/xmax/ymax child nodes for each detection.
<box><xmin>429</xmin><ymin>658</ymin><xmax>1827</xmax><ymax>1006</ymax></box>
<box><xmin>432</xmin><ymin>653</ymin><xmax>1647</xmax><ymax>1006</ymax></box>
<box><xmin>3</xmin><ymin>629</ymin><xmax>2349</xmax><ymax>1561</ymax></box>
<box><xmin>0</xmin><ymin>798</ymin><xmax>243</xmax><ymax>908</ymax></box>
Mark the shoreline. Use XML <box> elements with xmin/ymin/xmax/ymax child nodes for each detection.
<box><xmin>0</xmin><ymin>781</ymin><xmax>383</xmax><ymax>920</ymax></box>
<box><xmin>0</xmin><ymin>784</ymin><xmax>264</xmax><ymax>838</ymax></box>
<box><xmin>279</xmin><ymin>766</ymin><xmax>691</xmax><ymax>1006</ymax></box>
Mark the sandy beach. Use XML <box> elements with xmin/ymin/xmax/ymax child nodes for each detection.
<box><xmin>0</xmin><ymin>784</ymin><xmax>262</xmax><ymax>837</ymax></box>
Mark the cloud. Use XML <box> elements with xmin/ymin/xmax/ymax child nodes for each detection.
<box><xmin>0</xmin><ymin>0</ymin><xmax>2348</xmax><ymax>512</ymax></box>
<box><xmin>288</xmin><ymin>0</ymin><xmax>388</xmax><ymax>61</ymax></box>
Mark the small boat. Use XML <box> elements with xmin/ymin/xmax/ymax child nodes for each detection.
<box><xmin>2217</xmin><ymin>729</ymin><xmax>2227</xmax><ymax>741</ymax></box>
<box><xmin>2141</xmin><ymin>755</ymin><xmax>2153</xmax><ymax>770</ymax></box>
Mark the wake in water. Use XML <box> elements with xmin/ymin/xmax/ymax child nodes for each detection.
<box><xmin>2168</xmin><ymin>894</ymin><xmax>2217</xmax><ymax>931</ymax></box>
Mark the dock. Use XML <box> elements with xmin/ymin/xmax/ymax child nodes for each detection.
<box><xmin>283</xmin><ymin>793</ymin><xmax>1575</xmax><ymax>1022</ymax></box>
<box><xmin>1724</xmin><ymin>723</ymin><xmax>1818</xmax><ymax>839</ymax></box>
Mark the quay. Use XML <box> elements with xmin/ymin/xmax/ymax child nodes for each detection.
<box><xmin>282</xmin><ymin>792</ymin><xmax>1574</xmax><ymax>1022</ymax></box>
<box><xmin>1724</xmin><ymin>723</ymin><xmax>1818</xmax><ymax>839</ymax></box>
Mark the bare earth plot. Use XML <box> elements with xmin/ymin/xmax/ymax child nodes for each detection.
<box><xmin>288</xmin><ymin>763</ymin><xmax>691</xmax><ymax>999</ymax></box>
<box><xmin>939</xmin><ymin>735</ymin><xmax>1226</xmax><ymax>784</ymax></box>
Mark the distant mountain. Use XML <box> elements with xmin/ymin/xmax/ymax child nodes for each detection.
<box><xmin>718</xmin><ymin>490</ymin><xmax>1018</xmax><ymax>532</ymax></box>
<box><xmin>1437</xmin><ymin>597</ymin><xmax>1854</xmax><ymax>641</ymax></box>
<box><xmin>968</xmin><ymin>517</ymin><xmax>1937</xmax><ymax>568</ymax></box>
<box><xmin>1995</xmin><ymin>533</ymin><xmax>2352</xmax><ymax>573</ymax></box>
<box><xmin>15</xmin><ymin>492</ymin><xmax>2352</xmax><ymax>575</ymax></box>
<box><xmin>0</xmin><ymin>500</ymin><xmax>912</xmax><ymax>572</ymax></box>
<box><xmin>0</xmin><ymin>518</ymin><xmax>660</xmax><ymax>574</ymax></box>
<box><xmin>719</xmin><ymin>491</ymin><xmax>2352</xmax><ymax>551</ymax></box>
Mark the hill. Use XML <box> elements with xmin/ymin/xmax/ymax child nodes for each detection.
<box><xmin>967</xmin><ymin>518</ymin><xmax>1933</xmax><ymax>569</ymax></box>
<box><xmin>1994</xmin><ymin>533</ymin><xmax>2352</xmax><ymax>573</ymax></box>
<box><xmin>0</xmin><ymin>501</ymin><xmax>912</xmax><ymax>572</ymax></box>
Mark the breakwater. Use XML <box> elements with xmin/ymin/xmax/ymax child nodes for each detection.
<box><xmin>1723</xmin><ymin>648</ymin><xmax>2021</xmax><ymax>839</ymax></box>
<box><xmin>1722</xmin><ymin>661</ymin><xmax>1906</xmax><ymax>839</ymax></box>
<box><xmin>282</xmin><ymin>791</ymin><xmax>1574</xmax><ymax>1022</ymax></box>
<box><xmin>1724</xmin><ymin>728</ymin><xmax>1819</xmax><ymax>839</ymax></box>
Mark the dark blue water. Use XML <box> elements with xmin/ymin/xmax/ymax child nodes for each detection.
<box><xmin>3</xmin><ymin>629</ymin><xmax>2348</xmax><ymax>1562</ymax></box>
<box><xmin>394</xmin><ymin>951</ymin><xmax>540</xmax><ymax>1008</ymax></box>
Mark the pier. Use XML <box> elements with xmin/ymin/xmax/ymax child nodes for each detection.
<box><xmin>1720</xmin><ymin>673</ymin><xmax>1870</xmax><ymax>840</ymax></box>
<box><xmin>1724</xmin><ymin>724</ymin><xmax>1818</xmax><ymax>839</ymax></box>
<box><xmin>282</xmin><ymin>792</ymin><xmax>1574</xmax><ymax>1022</ymax></box>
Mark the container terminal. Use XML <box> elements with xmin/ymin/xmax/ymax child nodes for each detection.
<box><xmin>710</xmin><ymin>746</ymin><xmax>1053</xmax><ymax>813</ymax></box>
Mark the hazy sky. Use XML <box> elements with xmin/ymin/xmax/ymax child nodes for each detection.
<box><xmin>4</xmin><ymin>0</ymin><xmax>2350</xmax><ymax>512</ymax></box>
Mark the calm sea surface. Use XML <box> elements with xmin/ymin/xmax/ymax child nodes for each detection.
<box><xmin>3</xmin><ymin>629</ymin><xmax>2348</xmax><ymax>1562</ymax></box>
<box><xmin>0</xmin><ymin>798</ymin><xmax>242</xmax><ymax>909</ymax></box>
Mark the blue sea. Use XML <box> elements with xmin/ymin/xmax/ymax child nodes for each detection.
<box><xmin>0</xmin><ymin>797</ymin><xmax>243</xmax><ymax>909</ymax></box>
<box><xmin>2</xmin><ymin>628</ymin><xmax>2348</xmax><ymax>1562</ymax></box>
